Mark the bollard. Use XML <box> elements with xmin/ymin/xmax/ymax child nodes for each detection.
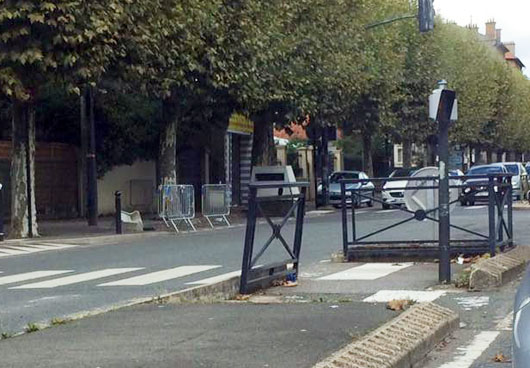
<box><xmin>115</xmin><ymin>191</ymin><xmax>122</xmax><ymax>235</ymax></box>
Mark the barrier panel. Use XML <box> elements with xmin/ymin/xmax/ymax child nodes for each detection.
<box><xmin>340</xmin><ymin>173</ymin><xmax>514</xmax><ymax>264</ymax></box>
<box><xmin>202</xmin><ymin>184</ymin><xmax>230</xmax><ymax>228</ymax></box>
<box><xmin>158</xmin><ymin>185</ymin><xmax>196</xmax><ymax>232</ymax></box>
<box><xmin>240</xmin><ymin>181</ymin><xmax>309</xmax><ymax>294</ymax></box>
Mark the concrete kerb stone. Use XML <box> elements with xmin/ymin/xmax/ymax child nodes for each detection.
<box><xmin>313</xmin><ymin>302</ymin><xmax>459</xmax><ymax>368</ymax></box>
<box><xmin>469</xmin><ymin>246</ymin><xmax>530</xmax><ymax>291</ymax></box>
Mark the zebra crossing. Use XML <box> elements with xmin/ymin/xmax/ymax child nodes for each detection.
<box><xmin>0</xmin><ymin>265</ymin><xmax>238</xmax><ymax>290</ymax></box>
<box><xmin>0</xmin><ymin>242</ymin><xmax>81</xmax><ymax>258</ymax></box>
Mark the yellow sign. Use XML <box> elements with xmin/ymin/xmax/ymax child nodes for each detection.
<box><xmin>228</xmin><ymin>113</ymin><xmax>254</xmax><ymax>135</ymax></box>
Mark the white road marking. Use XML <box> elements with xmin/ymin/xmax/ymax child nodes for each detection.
<box><xmin>363</xmin><ymin>290</ymin><xmax>447</xmax><ymax>303</ymax></box>
<box><xmin>319</xmin><ymin>259</ymin><xmax>331</xmax><ymax>263</ymax></box>
<box><xmin>0</xmin><ymin>270</ymin><xmax>73</xmax><ymax>286</ymax></box>
<box><xmin>495</xmin><ymin>311</ymin><xmax>514</xmax><ymax>331</ymax></box>
<box><xmin>437</xmin><ymin>331</ymin><xmax>499</xmax><ymax>368</ymax></box>
<box><xmin>307</xmin><ymin>210</ymin><xmax>335</xmax><ymax>215</ymax></box>
<box><xmin>11</xmin><ymin>268</ymin><xmax>143</xmax><ymax>289</ymax></box>
<box><xmin>0</xmin><ymin>247</ymin><xmax>32</xmax><ymax>255</ymax></box>
<box><xmin>378</xmin><ymin>209</ymin><xmax>400</xmax><ymax>213</ymax></box>
<box><xmin>0</xmin><ymin>243</ymin><xmax>79</xmax><ymax>258</ymax></box>
<box><xmin>13</xmin><ymin>244</ymin><xmax>55</xmax><ymax>251</ymax></box>
<box><xmin>318</xmin><ymin>263</ymin><xmax>412</xmax><ymax>281</ymax></box>
<box><xmin>464</xmin><ymin>205</ymin><xmax>487</xmax><ymax>210</ymax></box>
<box><xmin>99</xmin><ymin>265</ymin><xmax>221</xmax><ymax>286</ymax></box>
<box><xmin>35</xmin><ymin>243</ymin><xmax>79</xmax><ymax>248</ymax></box>
<box><xmin>455</xmin><ymin>296</ymin><xmax>489</xmax><ymax>311</ymax></box>
<box><xmin>186</xmin><ymin>270</ymin><xmax>241</xmax><ymax>285</ymax></box>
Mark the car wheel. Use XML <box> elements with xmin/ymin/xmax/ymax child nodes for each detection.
<box><xmin>460</xmin><ymin>200</ymin><xmax>467</xmax><ymax>206</ymax></box>
<box><xmin>469</xmin><ymin>201</ymin><xmax>475</xmax><ymax>206</ymax></box>
<box><xmin>382</xmin><ymin>203</ymin><xmax>390</xmax><ymax>210</ymax></box>
<box><xmin>367</xmin><ymin>199</ymin><xmax>373</xmax><ymax>207</ymax></box>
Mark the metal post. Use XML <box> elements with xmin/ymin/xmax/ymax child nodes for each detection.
<box><xmin>351</xmin><ymin>190</ymin><xmax>356</xmax><ymax>243</ymax></box>
<box><xmin>321</xmin><ymin>126</ymin><xmax>329</xmax><ymax>206</ymax></box>
<box><xmin>293</xmin><ymin>187</ymin><xmax>307</xmax><ymax>276</ymax></box>
<box><xmin>488</xmin><ymin>176</ymin><xmax>496</xmax><ymax>256</ymax></box>
<box><xmin>87</xmin><ymin>86</ymin><xmax>98</xmax><ymax>226</ymax></box>
<box><xmin>115</xmin><ymin>191</ymin><xmax>122</xmax><ymax>235</ymax></box>
<box><xmin>240</xmin><ymin>186</ymin><xmax>258</xmax><ymax>294</ymax></box>
<box><xmin>341</xmin><ymin>182</ymin><xmax>348</xmax><ymax>257</ymax></box>
<box><xmin>438</xmin><ymin>117</ymin><xmax>451</xmax><ymax>283</ymax></box>
<box><xmin>0</xmin><ymin>185</ymin><xmax>4</xmax><ymax>241</ymax></box>
<box><xmin>507</xmin><ymin>177</ymin><xmax>513</xmax><ymax>246</ymax></box>
<box><xmin>496</xmin><ymin>178</ymin><xmax>504</xmax><ymax>245</ymax></box>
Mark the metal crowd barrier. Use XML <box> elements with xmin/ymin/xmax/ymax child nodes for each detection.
<box><xmin>158</xmin><ymin>185</ymin><xmax>196</xmax><ymax>232</ymax></box>
<box><xmin>202</xmin><ymin>184</ymin><xmax>230</xmax><ymax>228</ymax></box>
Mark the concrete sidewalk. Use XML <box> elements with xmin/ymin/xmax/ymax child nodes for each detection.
<box><xmin>0</xmin><ymin>301</ymin><xmax>394</xmax><ymax>368</ymax></box>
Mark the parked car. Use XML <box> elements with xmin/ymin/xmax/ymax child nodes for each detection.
<box><xmin>459</xmin><ymin>164</ymin><xmax>509</xmax><ymax>206</ymax></box>
<box><xmin>381</xmin><ymin>167</ymin><xmax>418</xmax><ymax>209</ymax></box>
<box><xmin>525</xmin><ymin>162</ymin><xmax>530</xmax><ymax>176</ymax></box>
<box><xmin>513</xmin><ymin>264</ymin><xmax>530</xmax><ymax>366</ymax></box>
<box><xmin>318</xmin><ymin>171</ymin><xmax>375</xmax><ymax>208</ymax></box>
<box><xmin>503</xmin><ymin>162</ymin><xmax>529</xmax><ymax>200</ymax></box>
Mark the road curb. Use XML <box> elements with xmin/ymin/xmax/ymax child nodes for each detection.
<box><xmin>469</xmin><ymin>246</ymin><xmax>530</xmax><ymax>290</ymax></box>
<box><xmin>6</xmin><ymin>275</ymin><xmax>241</xmax><ymax>338</ymax></box>
<box><xmin>313</xmin><ymin>302</ymin><xmax>459</xmax><ymax>368</ymax></box>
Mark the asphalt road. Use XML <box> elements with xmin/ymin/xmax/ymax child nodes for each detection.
<box><xmin>0</xmin><ymin>205</ymin><xmax>528</xmax><ymax>335</ymax></box>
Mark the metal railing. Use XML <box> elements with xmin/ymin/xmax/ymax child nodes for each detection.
<box><xmin>202</xmin><ymin>184</ymin><xmax>230</xmax><ymax>228</ymax></box>
<box><xmin>158</xmin><ymin>185</ymin><xmax>196</xmax><ymax>232</ymax></box>
<box><xmin>240</xmin><ymin>181</ymin><xmax>308</xmax><ymax>294</ymax></box>
<box><xmin>340</xmin><ymin>173</ymin><xmax>513</xmax><ymax>261</ymax></box>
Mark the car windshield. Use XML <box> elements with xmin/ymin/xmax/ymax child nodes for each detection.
<box><xmin>504</xmin><ymin>164</ymin><xmax>519</xmax><ymax>175</ymax></box>
<box><xmin>389</xmin><ymin>168</ymin><xmax>415</xmax><ymax>178</ymax></box>
<box><xmin>467</xmin><ymin>166</ymin><xmax>504</xmax><ymax>175</ymax></box>
<box><xmin>329</xmin><ymin>172</ymin><xmax>359</xmax><ymax>183</ymax></box>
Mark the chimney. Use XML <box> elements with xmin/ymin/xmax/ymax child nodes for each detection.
<box><xmin>505</xmin><ymin>41</ymin><xmax>516</xmax><ymax>55</ymax></box>
<box><xmin>485</xmin><ymin>20</ymin><xmax>496</xmax><ymax>40</ymax></box>
<box><xmin>496</xmin><ymin>29</ymin><xmax>502</xmax><ymax>42</ymax></box>
<box><xmin>466</xmin><ymin>24</ymin><xmax>479</xmax><ymax>32</ymax></box>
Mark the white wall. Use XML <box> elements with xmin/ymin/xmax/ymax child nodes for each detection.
<box><xmin>97</xmin><ymin>160</ymin><xmax>156</xmax><ymax>215</ymax></box>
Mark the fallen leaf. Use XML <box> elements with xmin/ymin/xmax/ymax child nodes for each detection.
<box><xmin>234</xmin><ymin>294</ymin><xmax>251</xmax><ymax>301</ymax></box>
<box><xmin>493</xmin><ymin>353</ymin><xmax>508</xmax><ymax>362</ymax></box>
<box><xmin>387</xmin><ymin>299</ymin><xmax>413</xmax><ymax>311</ymax></box>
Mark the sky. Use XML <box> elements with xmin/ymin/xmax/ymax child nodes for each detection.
<box><xmin>434</xmin><ymin>0</ymin><xmax>530</xmax><ymax>75</ymax></box>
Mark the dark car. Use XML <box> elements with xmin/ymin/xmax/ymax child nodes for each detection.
<box><xmin>513</xmin><ymin>264</ymin><xmax>530</xmax><ymax>366</ymax></box>
<box><xmin>459</xmin><ymin>164</ymin><xmax>508</xmax><ymax>206</ymax></box>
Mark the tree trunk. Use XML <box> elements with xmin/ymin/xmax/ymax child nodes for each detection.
<box><xmin>402</xmin><ymin>138</ymin><xmax>412</xmax><ymax>168</ymax></box>
<box><xmin>251</xmin><ymin>118</ymin><xmax>276</xmax><ymax>167</ymax></box>
<box><xmin>10</xmin><ymin>100</ymin><xmax>38</xmax><ymax>238</ymax></box>
<box><xmin>474</xmin><ymin>146</ymin><xmax>483</xmax><ymax>164</ymax></box>
<box><xmin>361</xmin><ymin>132</ymin><xmax>373</xmax><ymax>177</ymax></box>
<box><xmin>486</xmin><ymin>148</ymin><xmax>493</xmax><ymax>164</ymax></box>
<box><xmin>496</xmin><ymin>149</ymin><xmax>504</xmax><ymax>162</ymax></box>
<box><xmin>158</xmin><ymin>99</ymin><xmax>178</xmax><ymax>187</ymax></box>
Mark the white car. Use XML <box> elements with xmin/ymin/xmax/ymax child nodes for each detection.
<box><xmin>382</xmin><ymin>168</ymin><xmax>417</xmax><ymax>209</ymax></box>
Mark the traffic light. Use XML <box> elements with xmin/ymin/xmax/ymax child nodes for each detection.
<box><xmin>418</xmin><ymin>0</ymin><xmax>435</xmax><ymax>33</ymax></box>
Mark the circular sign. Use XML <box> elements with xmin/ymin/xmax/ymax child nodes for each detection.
<box><xmin>404</xmin><ymin>167</ymin><xmax>459</xmax><ymax>214</ymax></box>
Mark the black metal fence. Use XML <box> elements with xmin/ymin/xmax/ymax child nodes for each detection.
<box><xmin>340</xmin><ymin>173</ymin><xmax>513</xmax><ymax>261</ymax></box>
<box><xmin>240</xmin><ymin>181</ymin><xmax>308</xmax><ymax>294</ymax></box>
